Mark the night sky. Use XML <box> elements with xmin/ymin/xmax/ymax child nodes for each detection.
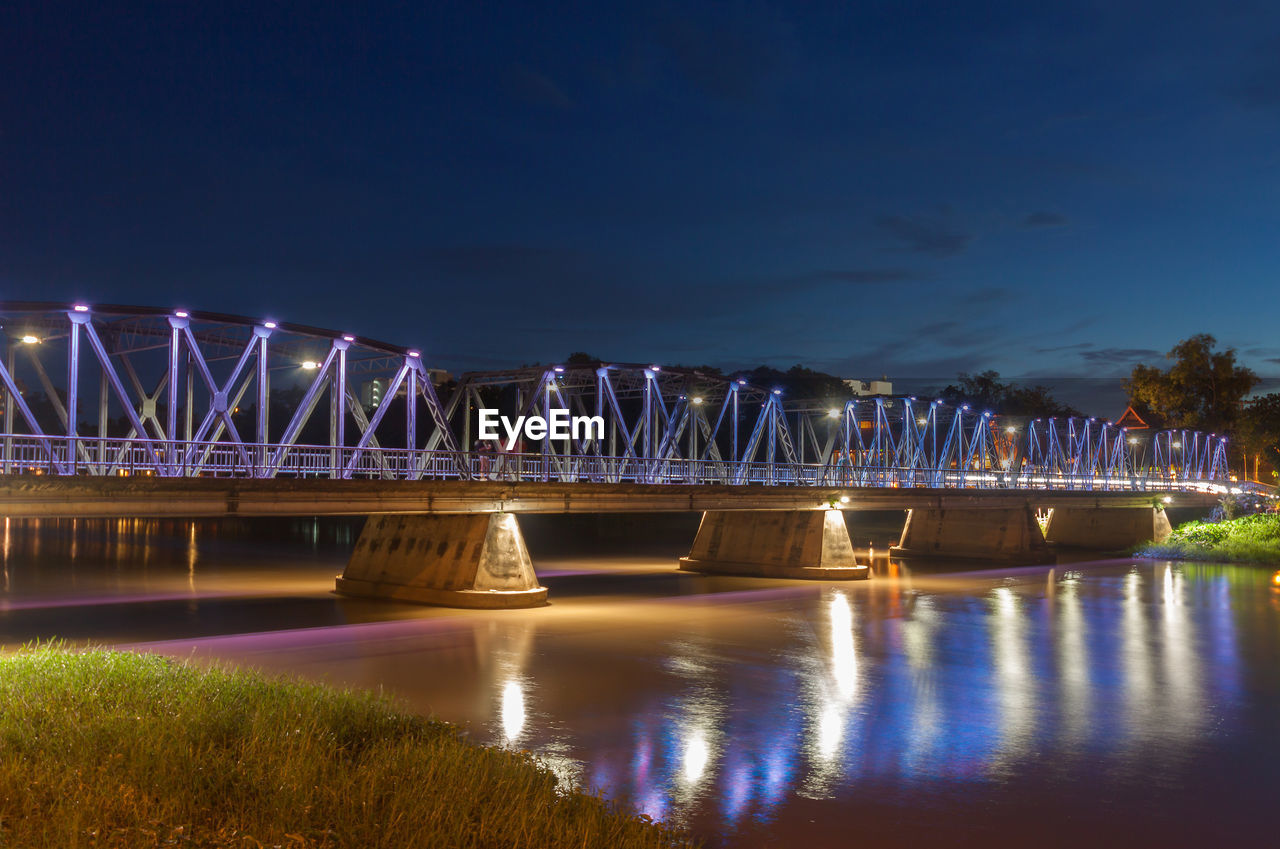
<box><xmin>4</xmin><ymin>1</ymin><xmax>1279</xmax><ymax>413</ymax></box>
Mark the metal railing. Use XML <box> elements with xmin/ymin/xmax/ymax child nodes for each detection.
<box><xmin>0</xmin><ymin>434</ymin><xmax>1228</xmax><ymax>493</ymax></box>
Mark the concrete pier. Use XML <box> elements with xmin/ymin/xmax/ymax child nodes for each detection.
<box><xmin>1044</xmin><ymin>506</ymin><xmax>1172</xmax><ymax>550</ymax></box>
<box><xmin>891</xmin><ymin>506</ymin><xmax>1049</xmax><ymax>562</ymax></box>
<box><xmin>678</xmin><ymin>510</ymin><xmax>870</xmax><ymax>579</ymax></box>
<box><xmin>335</xmin><ymin>513</ymin><xmax>547</xmax><ymax>608</ymax></box>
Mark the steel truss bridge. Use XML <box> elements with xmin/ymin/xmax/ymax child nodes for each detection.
<box><xmin>0</xmin><ymin>303</ymin><xmax>1230</xmax><ymax>492</ymax></box>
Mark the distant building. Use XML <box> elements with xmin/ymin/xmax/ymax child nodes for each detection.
<box><xmin>1115</xmin><ymin>405</ymin><xmax>1149</xmax><ymax>429</ymax></box>
<box><xmin>361</xmin><ymin>379</ymin><xmax>386</xmax><ymax>408</ymax></box>
<box><xmin>361</xmin><ymin>369</ymin><xmax>451</xmax><ymax>408</ymax></box>
<box><xmin>844</xmin><ymin>377</ymin><xmax>893</xmax><ymax>397</ymax></box>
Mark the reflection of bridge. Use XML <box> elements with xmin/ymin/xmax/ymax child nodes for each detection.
<box><xmin>0</xmin><ymin>303</ymin><xmax>1225</xmax><ymax>607</ymax></box>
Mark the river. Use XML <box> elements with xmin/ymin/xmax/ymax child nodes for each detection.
<box><xmin>0</xmin><ymin>514</ymin><xmax>1276</xmax><ymax>847</ymax></box>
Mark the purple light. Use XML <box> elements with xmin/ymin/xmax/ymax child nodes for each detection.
<box><xmin>175</xmin><ymin>310</ymin><xmax>189</xmax><ymax>318</ymax></box>
<box><xmin>407</xmin><ymin>350</ymin><xmax>420</xmax><ymax>358</ymax></box>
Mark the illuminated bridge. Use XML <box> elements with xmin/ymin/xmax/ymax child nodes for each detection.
<box><xmin>0</xmin><ymin>303</ymin><xmax>1228</xmax><ymax>607</ymax></box>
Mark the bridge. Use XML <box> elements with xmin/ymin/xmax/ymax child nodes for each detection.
<box><xmin>0</xmin><ymin>302</ymin><xmax>1228</xmax><ymax>607</ymax></box>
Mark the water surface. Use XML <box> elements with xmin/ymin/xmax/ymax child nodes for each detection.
<box><xmin>1</xmin><ymin>516</ymin><xmax>1276</xmax><ymax>847</ymax></box>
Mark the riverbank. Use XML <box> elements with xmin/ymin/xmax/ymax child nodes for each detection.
<box><xmin>1136</xmin><ymin>512</ymin><xmax>1280</xmax><ymax>563</ymax></box>
<box><xmin>0</xmin><ymin>646</ymin><xmax>694</xmax><ymax>849</ymax></box>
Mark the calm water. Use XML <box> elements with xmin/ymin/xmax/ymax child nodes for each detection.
<box><xmin>1</xmin><ymin>515</ymin><xmax>1278</xmax><ymax>847</ymax></box>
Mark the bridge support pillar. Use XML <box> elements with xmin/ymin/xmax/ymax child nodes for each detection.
<box><xmin>1044</xmin><ymin>506</ymin><xmax>1171</xmax><ymax>550</ymax></box>
<box><xmin>678</xmin><ymin>509</ymin><xmax>870</xmax><ymax>579</ymax></box>
<box><xmin>891</xmin><ymin>506</ymin><xmax>1049</xmax><ymax>562</ymax></box>
<box><xmin>335</xmin><ymin>513</ymin><xmax>547</xmax><ymax>608</ymax></box>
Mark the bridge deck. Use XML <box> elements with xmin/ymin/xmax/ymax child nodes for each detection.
<box><xmin>0</xmin><ymin>477</ymin><xmax>1218</xmax><ymax>519</ymax></box>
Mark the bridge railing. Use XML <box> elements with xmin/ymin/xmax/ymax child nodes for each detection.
<box><xmin>0</xmin><ymin>434</ymin><xmax>1229</xmax><ymax>493</ymax></box>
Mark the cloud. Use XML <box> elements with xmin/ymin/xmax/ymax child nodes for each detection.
<box><xmin>1035</xmin><ymin>342</ymin><xmax>1093</xmax><ymax>353</ymax></box>
<box><xmin>959</xmin><ymin>286</ymin><xmax>1010</xmax><ymax>305</ymax></box>
<box><xmin>507</xmin><ymin>65</ymin><xmax>574</xmax><ymax>110</ymax></box>
<box><xmin>421</xmin><ymin>244</ymin><xmax>597</xmax><ymax>284</ymax></box>
<box><xmin>874</xmin><ymin>212</ymin><xmax>973</xmax><ymax>258</ymax></box>
<box><xmin>1228</xmin><ymin>37</ymin><xmax>1280</xmax><ymax>109</ymax></box>
<box><xmin>1078</xmin><ymin>347</ymin><xmax>1162</xmax><ymax>369</ymax></box>
<box><xmin>1257</xmin><ymin>377</ymin><xmax>1280</xmax><ymax>392</ymax></box>
<box><xmin>782</xmin><ymin>268</ymin><xmax>918</xmax><ymax>286</ymax></box>
<box><xmin>1022</xmin><ymin>210</ymin><xmax>1069</xmax><ymax>228</ymax></box>
<box><xmin>651</xmin><ymin>10</ymin><xmax>779</xmax><ymax>102</ymax></box>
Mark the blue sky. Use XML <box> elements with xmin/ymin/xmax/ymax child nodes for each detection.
<box><xmin>4</xmin><ymin>1</ymin><xmax>1280</xmax><ymax>413</ymax></box>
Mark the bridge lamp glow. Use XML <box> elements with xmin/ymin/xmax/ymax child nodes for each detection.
<box><xmin>839</xmin><ymin>495</ymin><xmax>850</xmax><ymax>503</ymax></box>
<box><xmin>650</xmin><ymin>365</ymin><xmax>661</xmax><ymax>372</ymax></box>
<box><xmin>1163</xmin><ymin>496</ymin><xmax>1173</xmax><ymax>504</ymax></box>
<box><xmin>918</xmin><ymin>417</ymin><xmax>928</xmax><ymax>425</ymax></box>
<box><xmin>1172</xmin><ymin>441</ymin><xmax>1182</xmax><ymax>448</ymax></box>
<box><xmin>1005</xmin><ymin>426</ymin><xmax>1017</xmax><ymax>433</ymax></box>
<box><xmin>72</xmin><ymin>304</ymin><xmax>89</xmax><ymax>312</ymax></box>
<box><xmin>772</xmin><ymin>388</ymin><xmax>782</xmax><ymax>395</ymax></box>
<box><xmin>19</xmin><ymin>335</ymin><xmax>39</xmax><ymax>345</ymax></box>
<box><xmin>553</xmin><ymin>366</ymin><xmax>565</xmax><ymax>373</ymax></box>
<box><xmin>301</xmin><ymin>360</ymin><xmax>319</xmax><ymax>370</ymax></box>
<box><xmin>692</xmin><ymin>396</ymin><xmax>704</xmax><ymax>405</ymax></box>
<box><xmin>827</xmin><ymin>408</ymin><xmax>841</xmax><ymax>418</ymax></box>
<box><xmin>342</xmin><ymin>334</ymin><xmax>355</xmax><ymax>342</ymax></box>
<box><xmin>174</xmin><ymin>310</ymin><xmax>189</xmax><ymax>318</ymax></box>
<box><xmin>263</xmin><ymin>321</ymin><xmax>277</xmax><ymax>329</ymax></box>
<box><xmin>1128</xmin><ymin>437</ymin><xmax>1139</xmax><ymax>445</ymax></box>
<box><xmin>737</xmin><ymin>379</ymin><xmax>747</xmax><ymax>386</ymax></box>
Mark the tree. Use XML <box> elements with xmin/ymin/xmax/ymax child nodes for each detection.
<box><xmin>1236</xmin><ymin>393</ymin><xmax>1280</xmax><ymax>482</ymax></box>
<box><xmin>744</xmin><ymin>364</ymin><xmax>851</xmax><ymax>402</ymax></box>
<box><xmin>1124</xmin><ymin>334</ymin><xmax>1257</xmax><ymax>433</ymax></box>
<box><xmin>938</xmin><ymin>371</ymin><xmax>1079</xmax><ymax>417</ymax></box>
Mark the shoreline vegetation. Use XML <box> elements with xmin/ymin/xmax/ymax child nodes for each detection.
<box><xmin>1137</xmin><ymin>511</ymin><xmax>1280</xmax><ymax>564</ymax></box>
<box><xmin>0</xmin><ymin>646</ymin><xmax>696</xmax><ymax>849</ymax></box>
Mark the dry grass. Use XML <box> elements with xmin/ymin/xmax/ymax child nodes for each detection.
<box><xmin>0</xmin><ymin>645</ymin><xmax>695</xmax><ymax>849</ymax></box>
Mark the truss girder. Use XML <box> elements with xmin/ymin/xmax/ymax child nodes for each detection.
<box><xmin>0</xmin><ymin>304</ymin><xmax>1231</xmax><ymax>490</ymax></box>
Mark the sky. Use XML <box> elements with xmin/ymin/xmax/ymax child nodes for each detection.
<box><xmin>4</xmin><ymin>1</ymin><xmax>1280</xmax><ymax>414</ymax></box>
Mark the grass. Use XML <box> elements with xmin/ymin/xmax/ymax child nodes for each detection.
<box><xmin>0</xmin><ymin>645</ymin><xmax>695</xmax><ymax>849</ymax></box>
<box><xmin>1136</xmin><ymin>511</ymin><xmax>1280</xmax><ymax>564</ymax></box>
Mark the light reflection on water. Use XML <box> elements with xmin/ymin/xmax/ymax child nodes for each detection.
<box><xmin>1</xmin><ymin>518</ymin><xmax>1277</xmax><ymax>846</ymax></box>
